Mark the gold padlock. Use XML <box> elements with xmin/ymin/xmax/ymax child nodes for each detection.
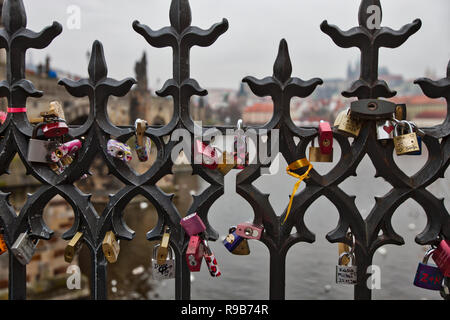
<box><xmin>0</xmin><ymin>234</ymin><xmax>7</xmax><ymax>255</ymax></box>
<box><xmin>217</xmin><ymin>151</ymin><xmax>235</xmax><ymax>175</ymax></box>
<box><xmin>30</xmin><ymin>101</ymin><xmax>66</xmax><ymax>124</ymax></box>
<box><xmin>394</xmin><ymin>104</ymin><xmax>406</xmax><ymax>121</ymax></box>
<box><xmin>60</xmin><ymin>156</ymin><xmax>73</xmax><ymax>167</ymax></box>
<box><xmin>156</xmin><ymin>227</ymin><xmax>170</xmax><ymax>265</ymax></box>
<box><xmin>337</xmin><ymin>110</ymin><xmax>363</xmax><ymax>137</ymax></box>
<box><xmin>309</xmin><ymin>139</ymin><xmax>333</xmax><ymax>163</ymax></box>
<box><xmin>232</xmin><ymin>238</ymin><xmax>250</xmax><ymax>255</ymax></box>
<box><xmin>102</xmin><ymin>231</ymin><xmax>120</xmax><ymax>263</ymax></box>
<box><xmin>64</xmin><ymin>232</ymin><xmax>84</xmax><ymax>263</ymax></box>
<box><xmin>338</xmin><ymin>232</ymin><xmax>353</xmax><ymax>266</ymax></box>
<box><xmin>393</xmin><ymin>121</ymin><xmax>420</xmax><ymax>155</ymax></box>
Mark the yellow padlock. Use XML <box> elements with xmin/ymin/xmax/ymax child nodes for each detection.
<box><xmin>64</xmin><ymin>232</ymin><xmax>84</xmax><ymax>263</ymax></box>
<box><xmin>157</xmin><ymin>227</ymin><xmax>171</xmax><ymax>265</ymax></box>
<box><xmin>102</xmin><ymin>231</ymin><xmax>120</xmax><ymax>263</ymax></box>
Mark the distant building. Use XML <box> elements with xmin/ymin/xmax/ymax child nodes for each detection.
<box><xmin>242</xmin><ymin>103</ymin><xmax>273</xmax><ymax>125</ymax></box>
<box><xmin>390</xmin><ymin>95</ymin><xmax>446</xmax><ymax>127</ymax></box>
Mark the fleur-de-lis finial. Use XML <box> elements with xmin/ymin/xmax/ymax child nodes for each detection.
<box><xmin>88</xmin><ymin>40</ymin><xmax>108</xmax><ymax>85</ymax></box>
<box><xmin>273</xmin><ymin>39</ymin><xmax>292</xmax><ymax>85</ymax></box>
<box><xmin>170</xmin><ymin>0</ymin><xmax>192</xmax><ymax>34</ymax></box>
<box><xmin>2</xmin><ymin>0</ymin><xmax>27</xmax><ymax>34</ymax></box>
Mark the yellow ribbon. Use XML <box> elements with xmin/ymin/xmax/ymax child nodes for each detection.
<box><xmin>283</xmin><ymin>158</ymin><xmax>313</xmax><ymax>224</ymax></box>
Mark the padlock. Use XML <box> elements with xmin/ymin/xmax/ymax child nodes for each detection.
<box><xmin>309</xmin><ymin>139</ymin><xmax>333</xmax><ymax>163</ymax></box>
<box><xmin>102</xmin><ymin>231</ymin><xmax>120</xmax><ymax>263</ymax></box>
<box><xmin>223</xmin><ymin>227</ymin><xmax>250</xmax><ymax>255</ymax></box>
<box><xmin>432</xmin><ymin>239</ymin><xmax>450</xmax><ymax>277</ymax></box>
<box><xmin>11</xmin><ymin>232</ymin><xmax>38</xmax><ymax>265</ymax></box>
<box><xmin>318</xmin><ymin>121</ymin><xmax>333</xmax><ymax>155</ymax></box>
<box><xmin>60</xmin><ymin>156</ymin><xmax>73</xmax><ymax>167</ymax></box>
<box><xmin>186</xmin><ymin>235</ymin><xmax>204</xmax><ymax>272</ymax></box>
<box><xmin>217</xmin><ymin>151</ymin><xmax>235</xmax><ymax>176</ymax></box>
<box><xmin>28</xmin><ymin>123</ymin><xmax>61</xmax><ymax>163</ymax></box>
<box><xmin>180</xmin><ymin>213</ymin><xmax>206</xmax><ymax>237</ymax></box>
<box><xmin>50</xmin><ymin>139</ymin><xmax>82</xmax><ymax>163</ymax></box>
<box><xmin>350</xmin><ymin>99</ymin><xmax>396</xmax><ymax>119</ymax></box>
<box><xmin>336</xmin><ymin>252</ymin><xmax>357</xmax><ymax>285</ymax></box>
<box><xmin>0</xmin><ymin>234</ymin><xmax>7</xmax><ymax>255</ymax></box>
<box><xmin>234</xmin><ymin>119</ymin><xmax>248</xmax><ymax>169</ymax></box>
<box><xmin>194</xmin><ymin>139</ymin><xmax>219</xmax><ymax>170</ymax></box>
<box><xmin>376</xmin><ymin>119</ymin><xmax>395</xmax><ymax>141</ymax></box>
<box><xmin>135</xmin><ymin>118</ymin><xmax>151</xmax><ymax>162</ymax></box>
<box><xmin>414</xmin><ymin>248</ymin><xmax>444</xmax><ymax>290</ymax></box>
<box><xmin>42</xmin><ymin>119</ymin><xmax>69</xmax><ymax>138</ymax></box>
<box><xmin>394</xmin><ymin>104</ymin><xmax>407</xmax><ymax>121</ymax></box>
<box><xmin>338</xmin><ymin>232</ymin><xmax>354</xmax><ymax>266</ymax></box>
<box><xmin>393</xmin><ymin>121</ymin><xmax>420</xmax><ymax>155</ymax></box>
<box><xmin>156</xmin><ymin>227</ymin><xmax>171</xmax><ymax>265</ymax></box>
<box><xmin>337</xmin><ymin>109</ymin><xmax>363</xmax><ymax>137</ymax></box>
<box><xmin>64</xmin><ymin>231</ymin><xmax>84</xmax><ymax>263</ymax></box>
<box><xmin>107</xmin><ymin>139</ymin><xmax>132</xmax><ymax>162</ymax></box>
<box><xmin>236</xmin><ymin>222</ymin><xmax>263</xmax><ymax>240</ymax></box>
<box><xmin>202</xmin><ymin>239</ymin><xmax>221</xmax><ymax>277</ymax></box>
<box><xmin>49</xmin><ymin>162</ymin><xmax>64</xmax><ymax>175</ymax></box>
<box><xmin>151</xmin><ymin>244</ymin><xmax>175</xmax><ymax>280</ymax></box>
<box><xmin>407</xmin><ymin>122</ymin><xmax>424</xmax><ymax>156</ymax></box>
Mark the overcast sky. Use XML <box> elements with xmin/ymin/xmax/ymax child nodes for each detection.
<box><xmin>24</xmin><ymin>0</ymin><xmax>449</xmax><ymax>90</ymax></box>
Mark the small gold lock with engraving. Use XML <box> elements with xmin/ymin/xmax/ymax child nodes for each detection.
<box><xmin>336</xmin><ymin>109</ymin><xmax>363</xmax><ymax>137</ymax></box>
<box><xmin>393</xmin><ymin>121</ymin><xmax>420</xmax><ymax>155</ymax></box>
<box><xmin>102</xmin><ymin>231</ymin><xmax>120</xmax><ymax>263</ymax></box>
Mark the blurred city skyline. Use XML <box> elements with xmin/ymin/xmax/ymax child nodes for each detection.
<box><xmin>22</xmin><ymin>0</ymin><xmax>450</xmax><ymax>90</ymax></box>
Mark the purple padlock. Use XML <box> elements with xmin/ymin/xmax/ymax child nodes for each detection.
<box><xmin>180</xmin><ymin>213</ymin><xmax>206</xmax><ymax>237</ymax></box>
<box><xmin>413</xmin><ymin>248</ymin><xmax>444</xmax><ymax>291</ymax></box>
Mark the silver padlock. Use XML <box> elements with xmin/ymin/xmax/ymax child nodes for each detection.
<box><xmin>376</xmin><ymin>119</ymin><xmax>395</xmax><ymax>141</ymax></box>
<box><xmin>11</xmin><ymin>232</ymin><xmax>39</xmax><ymax>265</ymax></box>
<box><xmin>27</xmin><ymin>122</ymin><xmax>60</xmax><ymax>163</ymax></box>
<box><xmin>336</xmin><ymin>252</ymin><xmax>357</xmax><ymax>285</ymax></box>
<box><xmin>151</xmin><ymin>244</ymin><xmax>175</xmax><ymax>280</ymax></box>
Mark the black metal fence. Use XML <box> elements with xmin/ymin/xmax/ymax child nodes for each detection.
<box><xmin>0</xmin><ymin>0</ymin><xmax>448</xmax><ymax>300</ymax></box>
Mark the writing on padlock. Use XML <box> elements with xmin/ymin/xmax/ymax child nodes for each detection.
<box><xmin>11</xmin><ymin>232</ymin><xmax>39</xmax><ymax>265</ymax></box>
<box><xmin>393</xmin><ymin>120</ymin><xmax>420</xmax><ymax>155</ymax></box>
<box><xmin>107</xmin><ymin>139</ymin><xmax>132</xmax><ymax>162</ymax></box>
<box><xmin>202</xmin><ymin>239</ymin><xmax>221</xmax><ymax>277</ymax></box>
<box><xmin>135</xmin><ymin>119</ymin><xmax>151</xmax><ymax>162</ymax></box>
<box><xmin>0</xmin><ymin>234</ymin><xmax>7</xmax><ymax>255</ymax></box>
<box><xmin>336</xmin><ymin>252</ymin><xmax>357</xmax><ymax>285</ymax></box>
<box><xmin>152</xmin><ymin>244</ymin><xmax>175</xmax><ymax>280</ymax></box>
<box><xmin>186</xmin><ymin>235</ymin><xmax>204</xmax><ymax>272</ymax></box>
<box><xmin>64</xmin><ymin>232</ymin><xmax>84</xmax><ymax>263</ymax></box>
<box><xmin>432</xmin><ymin>239</ymin><xmax>450</xmax><ymax>277</ymax></box>
<box><xmin>414</xmin><ymin>248</ymin><xmax>444</xmax><ymax>290</ymax></box>
<box><xmin>180</xmin><ymin>213</ymin><xmax>206</xmax><ymax>237</ymax></box>
<box><xmin>235</xmin><ymin>222</ymin><xmax>263</xmax><ymax>240</ymax></box>
<box><xmin>102</xmin><ymin>231</ymin><xmax>120</xmax><ymax>263</ymax></box>
<box><xmin>335</xmin><ymin>109</ymin><xmax>363</xmax><ymax>137</ymax></box>
<box><xmin>194</xmin><ymin>139</ymin><xmax>219</xmax><ymax>170</ymax></box>
<box><xmin>223</xmin><ymin>227</ymin><xmax>250</xmax><ymax>255</ymax></box>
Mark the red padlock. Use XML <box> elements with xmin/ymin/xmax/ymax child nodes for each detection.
<box><xmin>318</xmin><ymin>120</ymin><xmax>333</xmax><ymax>155</ymax></box>
<box><xmin>432</xmin><ymin>239</ymin><xmax>450</xmax><ymax>277</ymax></box>
<box><xmin>194</xmin><ymin>140</ymin><xmax>218</xmax><ymax>170</ymax></box>
<box><xmin>180</xmin><ymin>213</ymin><xmax>206</xmax><ymax>237</ymax></box>
<box><xmin>202</xmin><ymin>239</ymin><xmax>221</xmax><ymax>277</ymax></box>
<box><xmin>236</xmin><ymin>222</ymin><xmax>264</xmax><ymax>240</ymax></box>
<box><xmin>186</xmin><ymin>235</ymin><xmax>204</xmax><ymax>272</ymax></box>
<box><xmin>42</xmin><ymin>121</ymin><xmax>69</xmax><ymax>138</ymax></box>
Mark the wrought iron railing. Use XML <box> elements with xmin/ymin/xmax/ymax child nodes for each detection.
<box><xmin>0</xmin><ymin>0</ymin><xmax>448</xmax><ymax>300</ymax></box>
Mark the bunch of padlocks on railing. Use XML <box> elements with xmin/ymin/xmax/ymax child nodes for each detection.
<box><xmin>106</xmin><ymin>118</ymin><xmax>151</xmax><ymax>163</ymax></box>
<box><xmin>334</xmin><ymin>232</ymin><xmax>450</xmax><ymax>292</ymax></box>
<box><xmin>27</xmin><ymin>101</ymin><xmax>82</xmax><ymax>174</ymax></box>
<box><xmin>195</xmin><ymin>119</ymin><xmax>249</xmax><ymax>174</ymax></box>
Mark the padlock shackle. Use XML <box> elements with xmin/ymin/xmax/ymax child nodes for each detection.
<box><xmin>338</xmin><ymin>252</ymin><xmax>355</xmax><ymax>266</ymax></box>
<box><xmin>32</xmin><ymin>122</ymin><xmax>47</xmax><ymax>139</ymax></box>
<box><xmin>422</xmin><ymin>248</ymin><xmax>436</xmax><ymax>264</ymax></box>
<box><xmin>394</xmin><ymin>120</ymin><xmax>414</xmax><ymax>137</ymax></box>
<box><xmin>153</xmin><ymin>243</ymin><xmax>174</xmax><ymax>260</ymax></box>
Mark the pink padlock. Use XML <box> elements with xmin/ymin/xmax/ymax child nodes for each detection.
<box><xmin>180</xmin><ymin>213</ymin><xmax>206</xmax><ymax>237</ymax></box>
<box><xmin>235</xmin><ymin>222</ymin><xmax>264</xmax><ymax>240</ymax></box>
<box><xmin>194</xmin><ymin>140</ymin><xmax>218</xmax><ymax>170</ymax></box>
<box><xmin>202</xmin><ymin>240</ymin><xmax>221</xmax><ymax>277</ymax></box>
<box><xmin>186</xmin><ymin>235</ymin><xmax>204</xmax><ymax>272</ymax></box>
<box><xmin>432</xmin><ymin>239</ymin><xmax>450</xmax><ymax>277</ymax></box>
<box><xmin>50</xmin><ymin>139</ymin><xmax>82</xmax><ymax>163</ymax></box>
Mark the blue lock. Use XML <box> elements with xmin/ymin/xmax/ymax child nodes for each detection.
<box><xmin>223</xmin><ymin>227</ymin><xmax>244</xmax><ymax>252</ymax></box>
<box><xmin>413</xmin><ymin>248</ymin><xmax>444</xmax><ymax>291</ymax></box>
<box><xmin>408</xmin><ymin>123</ymin><xmax>424</xmax><ymax>156</ymax></box>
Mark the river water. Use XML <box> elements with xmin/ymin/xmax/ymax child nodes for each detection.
<box><xmin>107</xmin><ymin>142</ymin><xmax>448</xmax><ymax>300</ymax></box>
